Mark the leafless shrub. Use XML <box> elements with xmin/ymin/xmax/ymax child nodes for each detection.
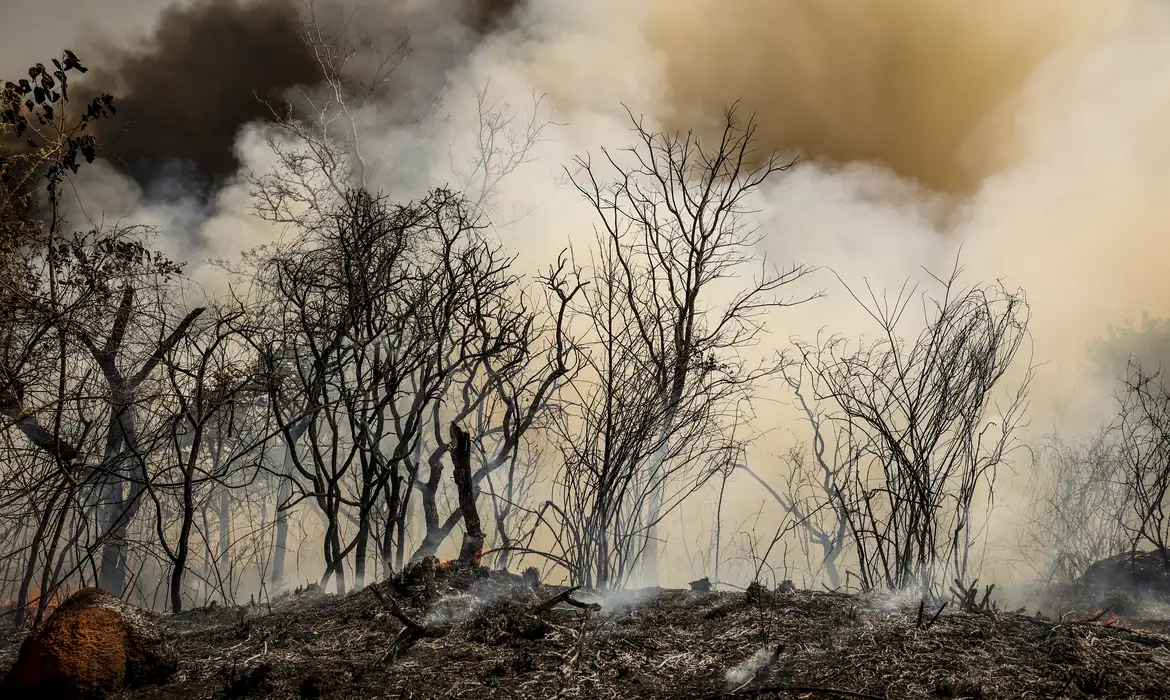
<box><xmin>795</xmin><ymin>259</ymin><xmax>1032</xmax><ymax>596</ymax></box>
<box><xmin>1021</xmin><ymin>431</ymin><xmax>1130</xmax><ymax>583</ymax></box>
<box><xmin>1115</xmin><ymin>360</ymin><xmax>1170</xmax><ymax>561</ymax></box>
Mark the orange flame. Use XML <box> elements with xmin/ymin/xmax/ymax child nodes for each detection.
<box><xmin>436</xmin><ymin>551</ymin><xmax>483</xmax><ymax>569</ymax></box>
<box><xmin>1</xmin><ymin>584</ymin><xmax>75</xmax><ymax>618</ymax></box>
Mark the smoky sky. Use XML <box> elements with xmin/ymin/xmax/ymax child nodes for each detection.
<box><xmin>81</xmin><ymin>0</ymin><xmax>320</xmax><ymax>196</ymax></box>
<box><xmin>70</xmin><ymin>0</ymin><xmax>522</xmax><ymax>198</ymax></box>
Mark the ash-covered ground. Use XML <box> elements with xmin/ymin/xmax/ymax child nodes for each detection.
<box><xmin>3</xmin><ymin>563</ymin><xmax>1170</xmax><ymax>700</ymax></box>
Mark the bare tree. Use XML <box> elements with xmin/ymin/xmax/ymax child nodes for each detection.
<box><xmin>251</xmin><ymin>0</ymin><xmax>414</xmax><ymax>216</ymax></box>
<box><xmin>405</xmin><ymin>253</ymin><xmax>581</xmax><ymax>567</ymax></box>
<box><xmin>1115</xmin><ymin>359</ymin><xmax>1170</xmax><ymax>565</ymax></box>
<box><xmin>0</xmin><ymin>52</ymin><xmax>235</xmax><ymax>625</ymax></box>
<box><xmin>562</xmin><ymin>102</ymin><xmax>815</xmax><ymax>586</ymax></box>
<box><xmin>239</xmin><ymin>5</ymin><xmax>566</xmax><ymax>588</ymax></box>
<box><xmin>448</xmin><ymin>81</ymin><xmax>562</xmax><ymax>225</ymax></box>
<box><xmin>796</xmin><ymin>260</ymin><xmax>1032</xmax><ymax>596</ymax></box>
<box><xmin>139</xmin><ymin>303</ymin><xmax>275</xmax><ymax>612</ymax></box>
<box><xmin>251</xmin><ymin>185</ymin><xmax>558</xmax><ymax>591</ymax></box>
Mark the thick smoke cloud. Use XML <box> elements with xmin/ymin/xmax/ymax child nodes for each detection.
<box><xmin>9</xmin><ymin>0</ymin><xmax>1168</xmax><ymax>413</ymax></box>
<box><xmin>10</xmin><ymin>0</ymin><xmax>1170</xmax><ymax>584</ymax></box>
<box><xmin>5</xmin><ymin>0</ymin><xmax>523</xmax><ymax>196</ymax></box>
<box><xmin>12</xmin><ymin>1</ymin><xmax>1169</xmax><ymax>378</ymax></box>
<box><xmin>606</xmin><ymin>0</ymin><xmax>1170</xmax><ymax>371</ymax></box>
<box><xmin>642</xmin><ymin>0</ymin><xmax>1121</xmax><ymax>193</ymax></box>
<box><xmin>86</xmin><ymin>0</ymin><xmax>323</xmax><ymax>194</ymax></box>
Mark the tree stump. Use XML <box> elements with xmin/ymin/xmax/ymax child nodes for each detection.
<box><xmin>0</xmin><ymin>587</ymin><xmax>177</xmax><ymax>700</ymax></box>
<box><xmin>450</xmin><ymin>422</ymin><xmax>484</xmax><ymax>564</ymax></box>
<box><xmin>689</xmin><ymin>577</ymin><xmax>712</xmax><ymax>594</ymax></box>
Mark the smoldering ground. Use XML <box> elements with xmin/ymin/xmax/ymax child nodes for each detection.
<box><xmin>7</xmin><ymin>0</ymin><xmax>1170</xmax><ymax>587</ymax></box>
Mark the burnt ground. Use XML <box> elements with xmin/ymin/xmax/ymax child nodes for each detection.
<box><xmin>3</xmin><ymin>566</ymin><xmax>1170</xmax><ymax>700</ymax></box>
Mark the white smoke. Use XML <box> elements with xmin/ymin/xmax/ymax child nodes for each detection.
<box><xmin>17</xmin><ymin>0</ymin><xmax>1170</xmax><ymax>588</ymax></box>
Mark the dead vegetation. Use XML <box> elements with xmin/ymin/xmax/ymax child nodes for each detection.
<box><xmin>3</xmin><ymin>563</ymin><xmax>1168</xmax><ymax>700</ymax></box>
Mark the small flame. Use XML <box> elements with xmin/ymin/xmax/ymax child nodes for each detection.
<box><xmin>1086</xmin><ymin>609</ymin><xmax>1128</xmax><ymax>627</ymax></box>
<box><xmin>436</xmin><ymin>551</ymin><xmax>483</xmax><ymax>569</ymax></box>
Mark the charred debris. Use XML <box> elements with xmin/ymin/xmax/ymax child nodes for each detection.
<box><xmin>4</xmin><ymin>558</ymin><xmax>1170</xmax><ymax>700</ymax></box>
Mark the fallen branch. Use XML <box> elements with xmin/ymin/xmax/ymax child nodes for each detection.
<box><xmin>478</xmin><ymin>546</ymin><xmax>574</xmax><ymax>571</ymax></box>
<box><xmin>950</xmin><ymin>578</ymin><xmax>996</xmax><ymax>614</ymax></box>
<box><xmin>562</xmin><ymin>596</ymin><xmax>602</xmax><ymax>611</ymax></box>
<box><xmin>1086</xmin><ymin>605</ymin><xmax>1114</xmax><ymax>623</ymax></box>
<box><xmin>918</xmin><ymin>601</ymin><xmax>948</xmax><ymax>630</ymax></box>
<box><xmin>532</xmin><ymin>585</ymin><xmax>599</xmax><ymax>614</ymax></box>
<box><xmin>368</xmin><ymin>585</ymin><xmax>449</xmax><ymax>662</ymax></box>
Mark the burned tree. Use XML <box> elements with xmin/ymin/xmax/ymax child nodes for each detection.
<box><xmin>238</xmin><ymin>6</ymin><xmax>567</xmax><ymax>587</ymax></box>
<box><xmin>140</xmin><ymin>303</ymin><xmax>275</xmax><ymax>612</ymax></box>
<box><xmin>449</xmin><ymin>423</ymin><xmax>483</xmax><ymax>564</ymax></box>
<box><xmin>1023</xmin><ymin>360</ymin><xmax>1170</xmax><ymax>589</ymax></box>
<box><xmin>733</xmin><ymin>366</ymin><xmax>858</xmax><ymax>590</ymax></box>
<box><xmin>250</xmin><ymin>184</ymin><xmax>563</xmax><ymax>590</ymax></box>
<box><xmin>406</xmin><ymin>256</ymin><xmax>581</xmax><ymax>568</ymax></box>
<box><xmin>1115</xmin><ymin>359</ymin><xmax>1170</xmax><ymax>563</ymax></box>
<box><xmin>556</xmin><ymin>102</ymin><xmax>815</xmax><ymax>586</ymax></box>
<box><xmin>796</xmin><ymin>260</ymin><xmax>1032</xmax><ymax>595</ymax></box>
<box><xmin>0</xmin><ymin>52</ymin><xmax>223</xmax><ymax>622</ymax></box>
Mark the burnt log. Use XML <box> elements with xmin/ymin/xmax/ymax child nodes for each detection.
<box><xmin>532</xmin><ymin>585</ymin><xmax>600</xmax><ymax>613</ymax></box>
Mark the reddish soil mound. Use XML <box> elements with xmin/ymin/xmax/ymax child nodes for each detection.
<box><xmin>0</xmin><ymin>587</ymin><xmax>177</xmax><ymax>700</ymax></box>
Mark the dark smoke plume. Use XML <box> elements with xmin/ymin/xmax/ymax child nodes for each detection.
<box><xmin>463</xmin><ymin>0</ymin><xmax>523</xmax><ymax>32</ymax></box>
<box><xmin>87</xmin><ymin>0</ymin><xmax>322</xmax><ymax>195</ymax></box>
<box><xmin>82</xmin><ymin>0</ymin><xmax>523</xmax><ymax>197</ymax></box>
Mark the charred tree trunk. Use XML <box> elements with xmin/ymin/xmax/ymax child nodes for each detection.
<box><xmin>451</xmin><ymin>423</ymin><xmax>484</xmax><ymax>564</ymax></box>
<box><xmin>15</xmin><ymin>483</ymin><xmax>67</xmax><ymax>627</ymax></box>
<box><xmin>354</xmin><ymin>499</ymin><xmax>372</xmax><ymax>588</ymax></box>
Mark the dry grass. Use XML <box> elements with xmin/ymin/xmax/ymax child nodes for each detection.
<box><xmin>3</xmin><ymin>566</ymin><xmax>1169</xmax><ymax>699</ymax></box>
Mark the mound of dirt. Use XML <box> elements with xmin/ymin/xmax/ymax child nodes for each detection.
<box><xmin>0</xmin><ymin>587</ymin><xmax>177</xmax><ymax>700</ymax></box>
